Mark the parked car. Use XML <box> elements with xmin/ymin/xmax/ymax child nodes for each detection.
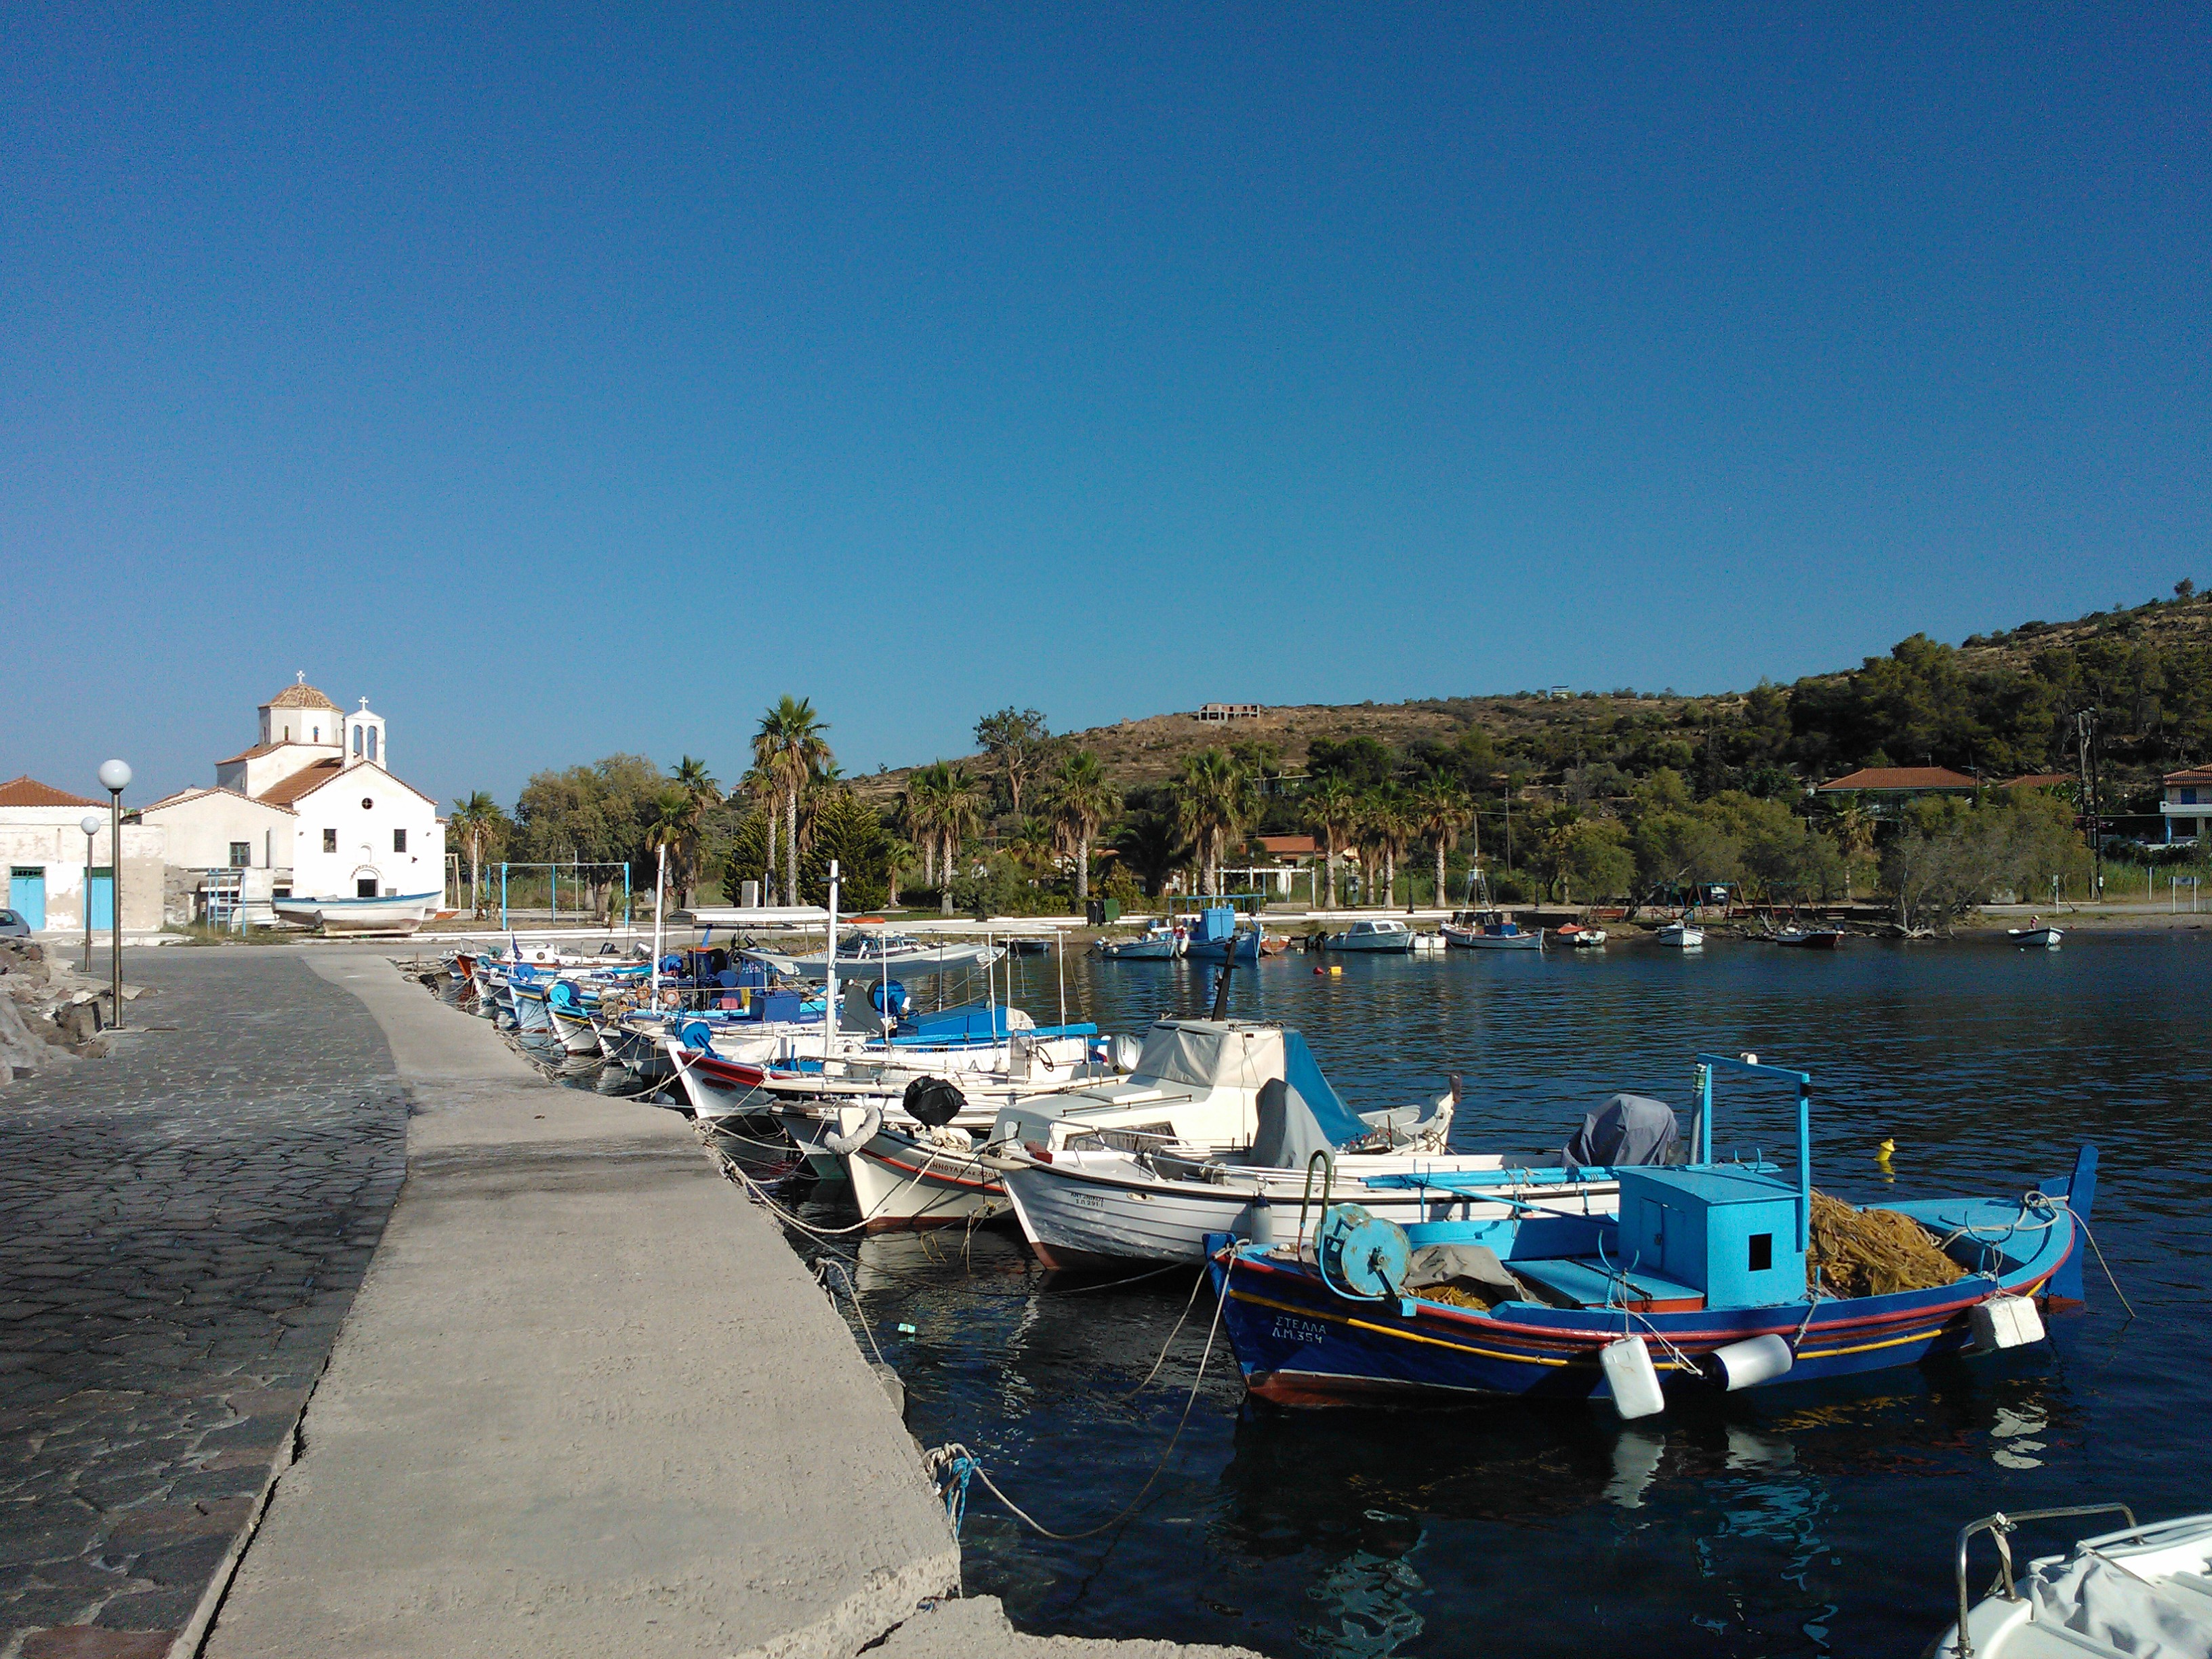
<box><xmin>0</xmin><ymin>909</ymin><xmax>30</xmax><ymax>937</ymax></box>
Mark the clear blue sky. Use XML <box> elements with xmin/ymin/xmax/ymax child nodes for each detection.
<box><xmin>5</xmin><ymin>6</ymin><xmax>2207</xmax><ymax>809</ymax></box>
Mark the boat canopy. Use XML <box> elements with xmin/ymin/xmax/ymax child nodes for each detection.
<box><xmin>1132</xmin><ymin>1020</ymin><xmax>1285</xmax><ymax>1090</ymax></box>
<box><xmin>1248</xmin><ymin>1032</ymin><xmax>1370</xmax><ymax>1167</ymax></box>
<box><xmin>1563</xmin><ymin>1093</ymin><xmax>1681</xmax><ymax>1172</ymax></box>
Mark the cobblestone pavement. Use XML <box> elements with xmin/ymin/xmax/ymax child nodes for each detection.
<box><xmin>0</xmin><ymin>948</ymin><xmax>407</xmax><ymax>1659</ymax></box>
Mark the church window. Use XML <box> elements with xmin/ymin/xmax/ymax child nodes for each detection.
<box><xmin>323</xmin><ymin>828</ymin><xmax>337</xmax><ymax>853</ymax></box>
<box><xmin>368</xmin><ymin>728</ymin><xmax>378</xmax><ymax>762</ymax></box>
<box><xmin>352</xmin><ymin>727</ymin><xmax>362</xmax><ymax>756</ymax></box>
<box><xmin>393</xmin><ymin>828</ymin><xmax>407</xmax><ymax>853</ymax></box>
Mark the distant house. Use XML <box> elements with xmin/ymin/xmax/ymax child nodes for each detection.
<box><xmin>1817</xmin><ymin>766</ymin><xmax>1978</xmax><ymax>798</ymax></box>
<box><xmin>0</xmin><ymin>775</ymin><xmax>165</xmax><ymax>933</ymax></box>
<box><xmin>1254</xmin><ymin>835</ymin><xmax>1319</xmax><ymax>863</ymax></box>
<box><xmin>1195</xmin><ymin>703</ymin><xmax>1263</xmax><ymax>723</ymax></box>
<box><xmin>2163</xmin><ymin>765</ymin><xmax>2212</xmax><ymax>844</ymax></box>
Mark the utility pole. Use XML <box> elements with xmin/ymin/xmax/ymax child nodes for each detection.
<box><xmin>2076</xmin><ymin>710</ymin><xmax>2103</xmax><ymax>903</ymax></box>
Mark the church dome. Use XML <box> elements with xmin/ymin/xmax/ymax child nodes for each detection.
<box><xmin>264</xmin><ymin>675</ymin><xmax>340</xmax><ymax>712</ymax></box>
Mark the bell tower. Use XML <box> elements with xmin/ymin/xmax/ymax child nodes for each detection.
<box><xmin>344</xmin><ymin>697</ymin><xmax>388</xmax><ymax>769</ymax></box>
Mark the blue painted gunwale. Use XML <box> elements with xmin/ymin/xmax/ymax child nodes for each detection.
<box><xmin>1207</xmin><ymin>1202</ymin><xmax>2076</xmax><ymax>1408</ymax></box>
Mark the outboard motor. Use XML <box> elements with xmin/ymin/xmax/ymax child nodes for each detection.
<box><xmin>903</xmin><ymin>1076</ymin><xmax>966</xmax><ymax>1130</ymax></box>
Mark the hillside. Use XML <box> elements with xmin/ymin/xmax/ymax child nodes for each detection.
<box><xmin>854</xmin><ymin>586</ymin><xmax>2212</xmax><ymax>808</ymax></box>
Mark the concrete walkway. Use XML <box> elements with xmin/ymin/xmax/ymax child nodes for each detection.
<box><xmin>201</xmin><ymin>956</ymin><xmax>1253</xmax><ymax>1659</ymax></box>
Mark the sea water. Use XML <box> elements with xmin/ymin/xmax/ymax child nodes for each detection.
<box><xmin>735</xmin><ymin>929</ymin><xmax>2208</xmax><ymax>1657</ymax></box>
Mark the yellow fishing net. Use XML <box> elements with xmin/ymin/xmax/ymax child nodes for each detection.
<box><xmin>1807</xmin><ymin>1191</ymin><xmax>1963</xmax><ymax>1298</ymax></box>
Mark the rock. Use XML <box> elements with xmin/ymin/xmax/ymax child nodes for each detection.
<box><xmin>51</xmin><ymin>1004</ymin><xmax>100</xmax><ymax>1046</ymax></box>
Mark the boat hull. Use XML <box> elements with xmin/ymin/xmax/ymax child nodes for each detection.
<box><xmin>845</xmin><ymin>1128</ymin><xmax>1010</xmax><ymax>1229</ymax></box>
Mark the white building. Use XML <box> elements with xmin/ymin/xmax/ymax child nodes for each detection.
<box><xmin>0</xmin><ymin>776</ymin><xmax>166</xmax><ymax>933</ymax></box>
<box><xmin>140</xmin><ymin>676</ymin><xmax>447</xmax><ymax>919</ymax></box>
<box><xmin>2163</xmin><ymin>766</ymin><xmax>2212</xmax><ymax>845</ymax></box>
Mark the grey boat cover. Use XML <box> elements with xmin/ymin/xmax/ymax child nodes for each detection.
<box><xmin>1404</xmin><ymin>1243</ymin><xmax>1527</xmax><ymax>1305</ymax></box>
<box><xmin>1564</xmin><ymin>1094</ymin><xmax>1680</xmax><ymax>1174</ymax></box>
<box><xmin>1248</xmin><ymin>1032</ymin><xmax>1370</xmax><ymax>1168</ymax></box>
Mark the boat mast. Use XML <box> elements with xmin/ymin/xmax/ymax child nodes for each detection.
<box><xmin>823</xmin><ymin>860</ymin><xmax>839</xmax><ymax>1063</ymax></box>
<box><xmin>649</xmin><ymin>843</ymin><xmax>666</xmax><ymax>1007</ymax></box>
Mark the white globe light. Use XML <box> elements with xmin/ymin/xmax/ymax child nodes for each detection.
<box><xmin>98</xmin><ymin>758</ymin><xmax>131</xmax><ymax>792</ymax></box>
<box><xmin>81</xmin><ymin>814</ymin><xmax>102</xmax><ymax>838</ymax></box>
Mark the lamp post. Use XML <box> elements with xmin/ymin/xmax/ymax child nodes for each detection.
<box><xmin>98</xmin><ymin>759</ymin><xmax>131</xmax><ymax>1029</ymax></box>
<box><xmin>79</xmin><ymin>814</ymin><xmax>102</xmax><ymax>972</ymax></box>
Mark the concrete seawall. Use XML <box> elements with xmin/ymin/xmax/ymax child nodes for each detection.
<box><xmin>199</xmin><ymin>954</ymin><xmax>1253</xmax><ymax>1659</ymax></box>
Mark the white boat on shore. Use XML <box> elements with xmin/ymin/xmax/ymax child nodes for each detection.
<box><xmin>1656</xmin><ymin>918</ymin><xmax>1705</xmax><ymax>948</ymax></box>
<box><xmin>272</xmin><ymin>888</ymin><xmax>443</xmax><ymax>936</ymax></box>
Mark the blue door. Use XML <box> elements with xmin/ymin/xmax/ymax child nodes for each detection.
<box><xmin>8</xmin><ymin>868</ymin><xmax>44</xmax><ymax>930</ymax></box>
<box><xmin>85</xmin><ymin>869</ymin><xmax>112</xmax><ymax>931</ymax></box>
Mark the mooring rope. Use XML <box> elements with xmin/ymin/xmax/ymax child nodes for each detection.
<box><xmin>922</xmin><ymin>1257</ymin><xmax>1235</xmax><ymax>1544</ymax></box>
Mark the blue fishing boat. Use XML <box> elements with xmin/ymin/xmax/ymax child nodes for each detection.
<box><xmin>1206</xmin><ymin>1053</ymin><xmax>2095</xmax><ymax>1414</ymax></box>
<box><xmin>1179</xmin><ymin>905</ymin><xmax>1262</xmax><ymax>963</ymax></box>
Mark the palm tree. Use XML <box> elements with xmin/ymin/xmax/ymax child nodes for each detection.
<box><xmin>904</xmin><ymin>763</ymin><xmax>951</xmax><ymax>888</ymax></box>
<box><xmin>1410</xmin><ymin>778</ymin><xmax>1473</xmax><ymax>909</ymax></box>
<box><xmin>753</xmin><ymin>697</ymin><xmax>832</xmax><ymax>906</ymax></box>
<box><xmin>1112</xmin><ymin>812</ymin><xmax>1188</xmax><ymax>897</ymax></box>
<box><xmin>937</xmin><ymin>766</ymin><xmax>986</xmax><ymax>915</ymax></box>
<box><xmin>644</xmin><ymin>785</ymin><xmax>703</xmax><ymax>907</ymax></box>
<box><xmin>1007</xmin><ymin>816</ymin><xmax>1057</xmax><ymax>876</ymax></box>
<box><xmin>1357</xmin><ymin>789</ymin><xmax>1411</xmax><ymax>908</ymax></box>
<box><xmin>1046</xmin><ymin>750</ymin><xmax>1117</xmax><ymax>906</ymax></box>
<box><xmin>737</xmin><ymin>764</ymin><xmax>779</xmax><ymax>900</ymax></box>
<box><xmin>1302</xmin><ymin>775</ymin><xmax>1358</xmax><ymax>909</ymax></box>
<box><xmin>448</xmin><ymin>792</ymin><xmax>502</xmax><ymax>917</ymax></box>
<box><xmin>1174</xmin><ymin>750</ymin><xmax>1255</xmax><ymax>897</ymax></box>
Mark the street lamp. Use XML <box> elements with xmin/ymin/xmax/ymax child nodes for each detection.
<box><xmin>79</xmin><ymin>813</ymin><xmax>102</xmax><ymax>972</ymax></box>
<box><xmin>98</xmin><ymin>759</ymin><xmax>131</xmax><ymax>1029</ymax></box>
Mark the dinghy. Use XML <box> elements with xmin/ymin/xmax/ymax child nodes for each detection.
<box><xmin>2009</xmin><ymin>918</ymin><xmax>2064</xmax><ymax>948</ymax></box>
<box><xmin>1094</xmin><ymin>922</ymin><xmax>1186</xmax><ymax>960</ymax></box>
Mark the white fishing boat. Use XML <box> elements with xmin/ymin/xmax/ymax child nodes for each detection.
<box><xmin>1441</xmin><ymin>909</ymin><xmax>1543</xmax><ymax>950</ymax></box>
<box><xmin>271</xmin><ymin>888</ymin><xmax>443</xmax><ymax>936</ymax></box>
<box><xmin>1932</xmin><ymin>1504</ymin><xmax>2212</xmax><ymax>1658</ymax></box>
<box><xmin>743</xmin><ymin>930</ymin><xmax>1006</xmax><ymax>979</ymax></box>
<box><xmin>1655</xmin><ymin>918</ymin><xmax>1705</xmax><ymax>948</ymax></box>
<box><xmin>1094</xmin><ymin>922</ymin><xmax>1186</xmax><ymax>960</ymax></box>
<box><xmin>2009</xmin><ymin>918</ymin><xmax>2064</xmax><ymax>948</ymax></box>
<box><xmin>1324</xmin><ymin>918</ymin><xmax>1418</xmax><ymax>953</ymax></box>
<box><xmin>1552</xmin><ymin>922</ymin><xmax>1608</xmax><ymax>949</ymax></box>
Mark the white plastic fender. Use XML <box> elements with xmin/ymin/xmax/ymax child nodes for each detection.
<box><xmin>823</xmin><ymin>1103</ymin><xmax>884</xmax><ymax>1158</ymax></box>
<box><xmin>1602</xmin><ymin>1336</ymin><xmax>1666</xmax><ymax>1420</ymax></box>
<box><xmin>1967</xmin><ymin>1294</ymin><xmax>2046</xmax><ymax>1353</ymax></box>
<box><xmin>1708</xmin><ymin>1333</ymin><xmax>1795</xmax><ymax>1391</ymax></box>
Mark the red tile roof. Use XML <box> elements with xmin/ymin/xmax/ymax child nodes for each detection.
<box><xmin>264</xmin><ymin>680</ymin><xmax>340</xmax><ymax>711</ymax></box>
<box><xmin>1816</xmin><ymin>766</ymin><xmax>1979</xmax><ymax>793</ymax></box>
<box><xmin>255</xmin><ymin>758</ymin><xmax>344</xmax><ymax>806</ymax></box>
<box><xmin>2165</xmin><ymin>765</ymin><xmax>2212</xmax><ymax>786</ymax></box>
<box><xmin>0</xmin><ymin>775</ymin><xmax>103</xmax><ymax>808</ymax></box>
<box><xmin>1256</xmin><ymin>834</ymin><xmax>1321</xmax><ymax>856</ymax></box>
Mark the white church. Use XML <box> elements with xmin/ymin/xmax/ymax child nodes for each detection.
<box><xmin>140</xmin><ymin>675</ymin><xmax>447</xmax><ymax>915</ymax></box>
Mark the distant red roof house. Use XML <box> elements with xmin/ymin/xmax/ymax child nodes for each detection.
<box><xmin>2165</xmin><ymin>765</ymin><xmax>2212</xmax><ymax>788</ymax></box>
<box><xmin>2003</xmin><ymin>773</ymin><xmax>2074</xmax><ymax>790</ymax></box>
<box><xmin>1816</xmin><ymin>766</ymin><xmax>1978</xmax><ymax>794</ymax></box>
<box><xmin>1255</xmin><ymin>835</ymin><xmax>1320</xmax><ymax>859</ymax></box>
<box><xmin>0</xmin><ymin>775</ymin><xmax>102</xmax><ymax>808</ymax></box>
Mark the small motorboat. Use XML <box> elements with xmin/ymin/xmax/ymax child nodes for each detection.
<box><xmin>1771</xmin><ymin>926</ymin><xmax>1846</xmax><ymax>949</ymax></box>
<box><xmin>2009</xmin><ymin>917</ymin><xmax>2064</xmax><ymax>949</ymax></box>
<box><xmin>1654</xmin><ymin>917</ymin><xmax>1705</xmax><ymax>948</ymax></box>
<box><xmin>1932</xmin><ymin>1504</ymin><xmax>2212</xmax><ymax>1658</ymax></box>
<box><xmin>1094</xmin><ymin>922</ymin><xmax>1185</xmax><ymax>960</ymax></box>
<box><xmin>1324</xmin><ymin>918</ymin><xmax>1418</xmax><ymax>953</ymax></box>
<box><xmin>271</xmin><ymin>887</ymin><xmax>443</xmax><ymax>936</ymax></box>
<box><xmin>1552</xmin><ymin>922</ymin><xmax>1608</xmax><ymax>949</ymax></box>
